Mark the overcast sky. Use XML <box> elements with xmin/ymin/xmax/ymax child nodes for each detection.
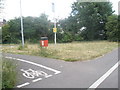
<box><xmin>3</xmin><ymin>0</ymin><xmax>119</xmax><ymax>20</ymax></box>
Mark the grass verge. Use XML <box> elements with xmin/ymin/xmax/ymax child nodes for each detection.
<box><xmin>0</xmin><ymin>55</ymin><xmax>2</xmax><ymax>90</ymax></box>
<box><xmin>2</xmin><ymin>41</ymin><xmax>118</xmax><ymax>61</ymax></box>
<box><xmin>2</xmin><ymin>58</ymin><xmax>17</xmax><ymax>88</ymax></box>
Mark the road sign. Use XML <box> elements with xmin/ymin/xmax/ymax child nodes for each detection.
<box><xmin>53</xmin><ymin>28</ymin><xmax>57</xmax><ymax>33</ymax></box>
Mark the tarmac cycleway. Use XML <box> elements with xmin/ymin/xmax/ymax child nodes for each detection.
<box><xmin>3</xmin><ymin>48</ymin><xmax>119</xmax><ymax>88</ymax></box>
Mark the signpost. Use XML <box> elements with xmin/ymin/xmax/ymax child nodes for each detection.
<box><xmin>53</xmin><ymin>28</ymin><xmax>57</xmax><ymax>33</ymax></box>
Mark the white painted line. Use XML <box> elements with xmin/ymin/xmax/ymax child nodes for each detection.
<box><xmin>5</xmin><ymin>56</ymin><xmax>61</xmax><ymax>74</ymax></box>
<box><xmin>5</xmin><ymin>56</ymin><xmax>12</xmax><ymax>59</ymax></box>
<box><xmin>32</xmin><ymin>74</ymin><xmax>52</xmax><ymax>83</ymax></box>
<box><xmin>17</xmin><ymin>82</ymin><xmax>30</xmax><ymax>88</ymax></box>
<box><xmin>89</xmin><ymin>60</ymin><xmax>120</xmax><ymax>88</ymax></box>
<box><xmin>45</xmin><ymin>74</ymin><xmax>53</xmax><ymax>78</ymax></box>
<box><xmin>5</xmin><ymin>56</ymin><xmax>61</xmax><ymax>88</ymax></box>
<box><xmin>32</xmin><ymin>78</ymin><xmax>42</xmax><ymax>82</ymax></box>
<box><xmin>32</xmin><ymin>75</ymin><xmax>52</xmax><ymax>83</ymax></box>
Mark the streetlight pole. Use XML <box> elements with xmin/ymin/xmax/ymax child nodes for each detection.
<box><xmin>52</xmin><ymin>2</ymin><xmax>57</xmax><ymax>45</ymax></box>
<box><xmin>20</xmin><ymin>0</ymin><xmax>24</xmax><ymax>47</ymax></box>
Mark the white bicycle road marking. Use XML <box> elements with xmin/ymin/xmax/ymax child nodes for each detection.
<box><xmin>6</xmin><ymin>56</ymin><xmax>118</xmax><ymax>88</ymax></box>
<box><xmin>32</xmin><ymin>78</ymin><xmax>42</xmax><ymax>82</ymax></box>
<box><xmin>21</xmin><ymin>68</ymin><xmax>52</xmax><ymax>79</ymax></box>
<box><xmin>5</xmin><ymin>56</ymin><xmax>61</xmax><ymax>88</ymax></box>
<box><xmin>32</xmin><ymin>75</ymin><xmax>52</xmax><ymax>83</ymax></box>
<box><xmin>89</xmin><ymin>60</ymin><xmax>120</xmax><ymax>88</ymax></box>
<box><xmin>5</xmin><ymin>56</ymin><xmax>61</xmax><ymax>74</ymax></box>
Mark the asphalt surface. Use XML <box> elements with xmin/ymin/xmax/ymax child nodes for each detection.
<box><xmin>3</xmin><ymin>48</ymin><xmax>119</xmax><ymax>88</ymax></box>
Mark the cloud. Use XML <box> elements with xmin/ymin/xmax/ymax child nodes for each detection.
<box><xmin>3</xmin><ymin>0</ymin><xmax>118</xmax><ymax>20</ymax></box>
<box><xmin>4</xmin><ymin>0</ymin><xmax>75</xmax><ymax>20</ymax></box>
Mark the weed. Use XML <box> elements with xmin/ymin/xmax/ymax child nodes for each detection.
<box><xmin>39</xmin><ymin>47</ymin><xmax>58</xmax><ymax>57</ymax></box>
<box><xmin>18</xmin><ymin>44</ymin><xmax>23</xmax><ymax>50</ymax></box>
<box><xmin>2</xmin><ymin>41</ymin><xmax>118</xmax><ymax>61</ymax></box>
<box><xmin>64</xmin><ymin>58</ymin><xmax>78</xmax><ymax>62</ymax></box>
<box><xmin>2</xmin><ymin>58</ymin><xmax>17</xmax><ymax>88</ymax></box>
<box><xmin>0</xmin><ymin>58</ymin><xmax>2</xmax><ymax>90</ymax></box>
<box><xmin>17</xmin><ymin>44</ymin><xmax>28</xmax><ymax>50</ymax></box>
<box><xmin>40</xmin><ymin>47</ymin><xmax>49</xmax><ymax>57</ymax></box>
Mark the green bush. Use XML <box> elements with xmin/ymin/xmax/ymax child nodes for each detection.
<box><xmin>62</xmin><ymin>32</ymin><xmax>73</xmax><ymax>43</ymax></box>
<box><xmin>2</xmin><ymin>58</ymin><xmax>17</xmax><ymax>88</ymax></box>
<box><xmin>106</xmin><ymin>15</ymin><xmax>119</xmax><ymax>42</ymax></box>
<box><xmin>74</xmin><ymin>34</ymin><xmax>84</xmax><ymax>41</ymax></box>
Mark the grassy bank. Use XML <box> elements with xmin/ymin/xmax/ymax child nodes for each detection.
<box><xmin>2</xmin><ymin>41</ymin><xmax>118</xmax><ymax>61</ymax></box>
<box><xmin>2</xmin><ymin>58</ymin><xmax>17</xmax><ymax>88</ymax></box>
<box><xmin>0</xmin><ymin>56</ymin><xmax>2</xmax><ymax>90</ymax></box>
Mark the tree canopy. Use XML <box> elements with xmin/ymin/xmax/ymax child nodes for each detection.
<box><xmin>2</xmin><ymin>14</ymin><xmax>51</xmax><ymax>43</ymax></box>
<box><xmin>106</xmin><ymin>15</ymin><xmax>120</xmax><ymax>41</ymax></box>
<box><xmin>60</xmin><ymin>2</ymin><xmax>114</xmax><ymax>41</ymax></box>
<box><xmin>2</xmin><ymin>1</ymin><xmax>119</xmax><ymax>44</ymax></box>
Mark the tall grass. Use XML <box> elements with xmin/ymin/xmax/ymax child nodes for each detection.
<box><xmin>0</xmin><ymin>56</ymin><xmax>2</xmax><ymax>90</ymax></box>
<box><xmin>2</xmin><ymin>58</ymin><xmax>17</xmax><ymax>88</ymax></box>
<box><xmin>47</xmin><ymin>41</ymin><xmax>118</xmax><ymax>61</ymax></box>
<box><xmin>2</xmin><ymin>41</ymin><xmax>118</xmax><ymax>61</ymax></box>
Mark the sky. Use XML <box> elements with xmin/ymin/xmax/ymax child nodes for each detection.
<box><xmin>2</xmin><ymin>0</ymin><xmax>120</xmax><ymax>21</ymax></box>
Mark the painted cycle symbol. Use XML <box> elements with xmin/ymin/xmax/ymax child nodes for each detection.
<box><xmin>21</xmin><ymin>69</ymin><xmax>50</xmax><ymax>79</ymax></box>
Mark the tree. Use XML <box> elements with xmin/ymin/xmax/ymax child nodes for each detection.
<box><xmin>2</xmin><ymin>13</ymin><xmax>51</xmax><ymax>43</ymax></box>
<box><xmin>2</xmin><ymin>24</ymin><xmax>11</xmax><ymax>43</ymax></box>
<box><xmin>118</xmin><ymin>15</ymin><xmax>120</xmax><ymax>41</ymax></box>
<box><xmin>70</xmin><ymin>1</ymin><xmax>114</xmax><ymax>40</ymax></box>
<box><xmin>34</xmin><ymin>13</ymin><xmax>49</xmax><ymax>38</ymax></box>
<box><xmin>106</xmin><ymin>15</ymin><xmax>120</xmax><ymax>41</ymax></box>
<box><xmin>8</xmin><ymin>18</ymin><xmax>21</xmax><ymax>43</ymax></box>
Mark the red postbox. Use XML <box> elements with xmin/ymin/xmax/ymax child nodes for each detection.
<box><xmin>40</xmin><ymin>37</ymin><xmax>48</xmax><ymax>47</ymax></box>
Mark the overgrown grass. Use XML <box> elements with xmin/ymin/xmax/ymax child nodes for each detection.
<box><xmin>2</xmin><ymin>41</ymin><xmax>118</xmax><ymax>61</ymax></box>
<box><xmin>18</xmin><ymin>44</ymin><xmax>28</xmax><ymax>50</ymax></box>
<box><xmin>0</xmin><ymin>56</ymin><xmax>2</xmax><ymax>90</ymax></box>
<box><xmin>0</xmin><ymin>45</ymin><xmax>2</xmax><ymax>89</ymax></box>
<box><xmin>2</xmin><ymin>58</ymin><xmax>17</xmax><ymax>88</ymax></box>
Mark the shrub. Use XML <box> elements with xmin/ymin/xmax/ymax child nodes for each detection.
<box><xmin>2</xmin><ymin>58</ymin><xmax>17</xmax><ymax>88</ymax></box>
<box><xmin>74</xmin><ymin>34</ymin><xmax>84</xmax><ymax>41</ymax></box>
<box><xmin>106</xmin><ymin>15</ymin><xmax>119</xmax><ymax>41</ymax></box>
<box><xmin>62</xmin><ymin>32</ymin><xmax>73</xmax><ymax>43</ymax></box>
